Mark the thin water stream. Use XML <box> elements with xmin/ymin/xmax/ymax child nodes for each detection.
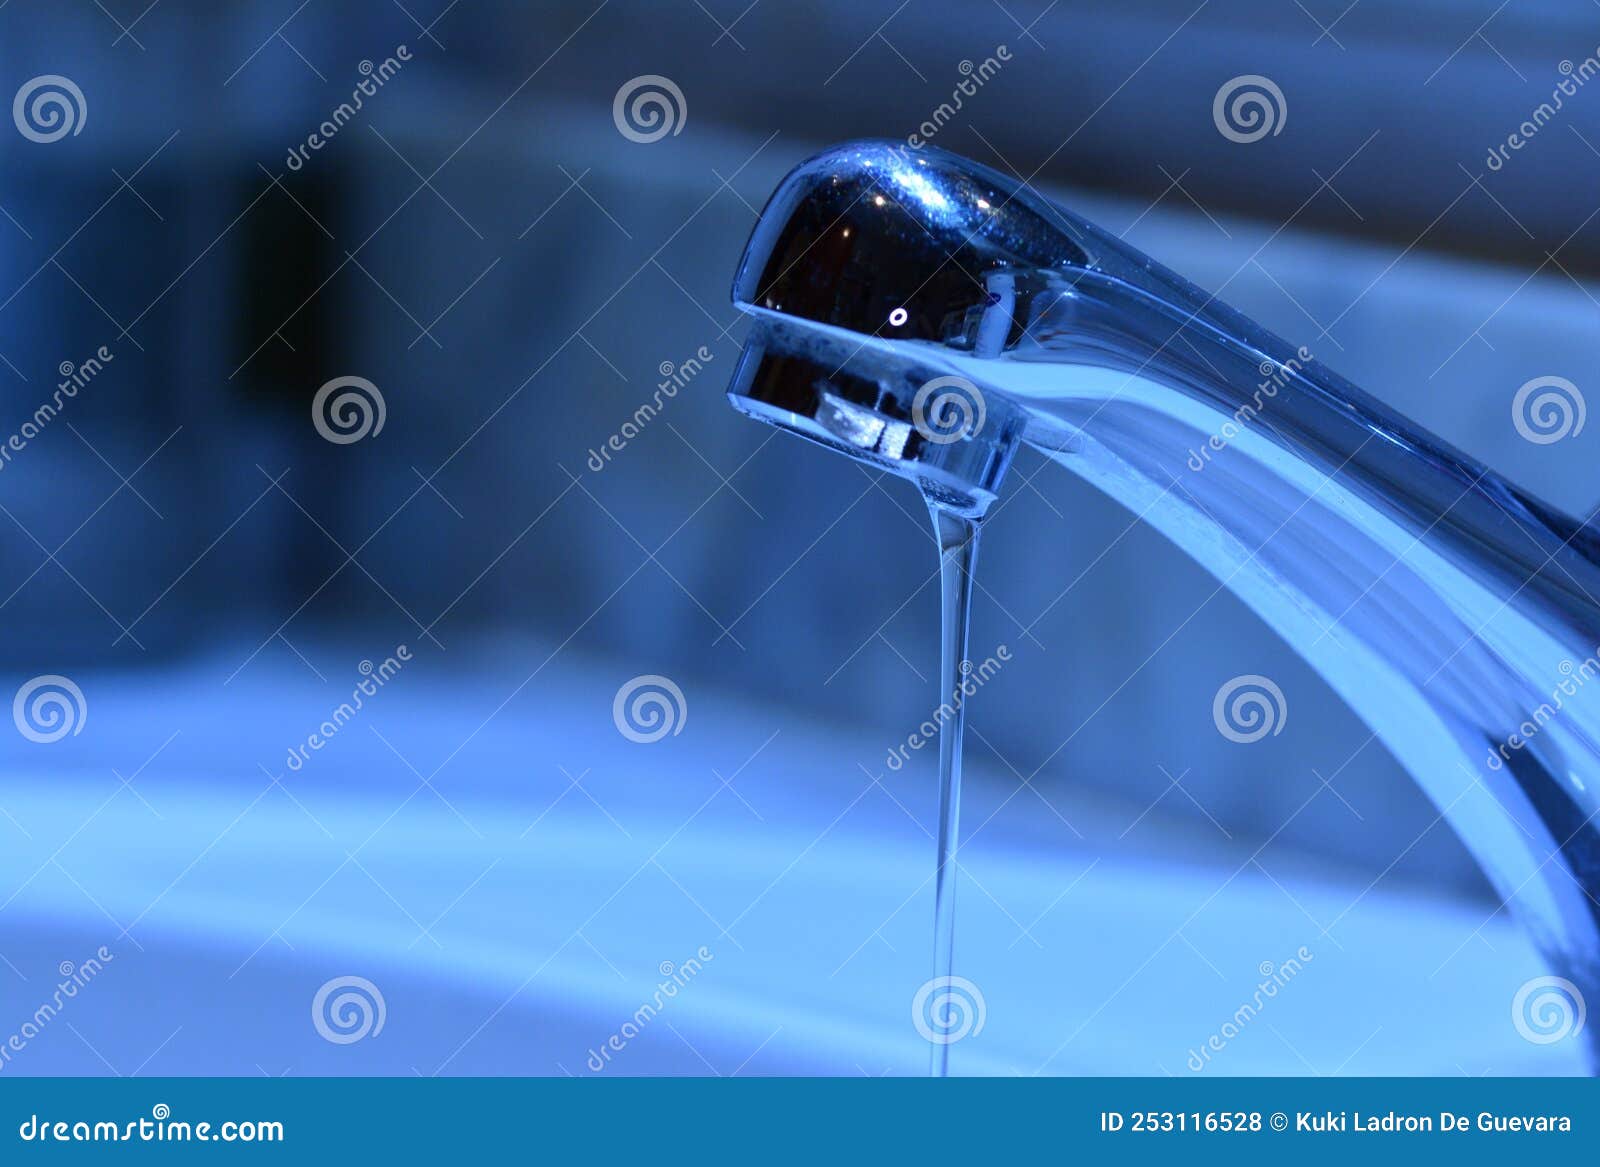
<box><xmin>926</xmin><ymin>498</ymin><xmax>979</xmax><ymax>1079</ymax></box>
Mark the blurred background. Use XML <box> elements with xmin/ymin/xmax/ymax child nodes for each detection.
<box><xmin>0</xmin><ymin>0</ymin><xmax>1596</xmax><ymax>1076</ymax></box>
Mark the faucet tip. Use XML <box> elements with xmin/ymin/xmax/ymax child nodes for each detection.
<box><xmin>726</xmin><ymin>328</ymin><xmax>1021</xmax><ymax>519</ymax></box>
<box><xmin>723</xmin><ymin>141</ymin><xmax>1073</xmax><ymax>519</ymax></box>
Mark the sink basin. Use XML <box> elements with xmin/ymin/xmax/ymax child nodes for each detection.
<box><xmin>0</xmin><ymin>644</ymin><xmax>1581</xmax><ymax>1075</ymax></box>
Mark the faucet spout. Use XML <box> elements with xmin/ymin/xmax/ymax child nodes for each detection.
<box><xmin>728</xmin><ymin>141</ymin><xmax>1600</xmax><ymax>1063</ymax></box>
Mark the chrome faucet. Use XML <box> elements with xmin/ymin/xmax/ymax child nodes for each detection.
<box><xmin>726</xmin><ymin>141</ymin><xmax>1600</xmax><ymax>1063</ymax></box>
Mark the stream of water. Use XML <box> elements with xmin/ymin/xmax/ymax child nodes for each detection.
<box><xmin>925</xmin><ymin>499</ymin><xmax>979</xmax><ymax>1078</ymax></box>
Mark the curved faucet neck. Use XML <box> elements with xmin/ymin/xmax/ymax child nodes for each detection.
<box><xmin>726</xmin><ymin>142</ymin><xmax>1600</xmax><ymax>1063</ymax></box>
